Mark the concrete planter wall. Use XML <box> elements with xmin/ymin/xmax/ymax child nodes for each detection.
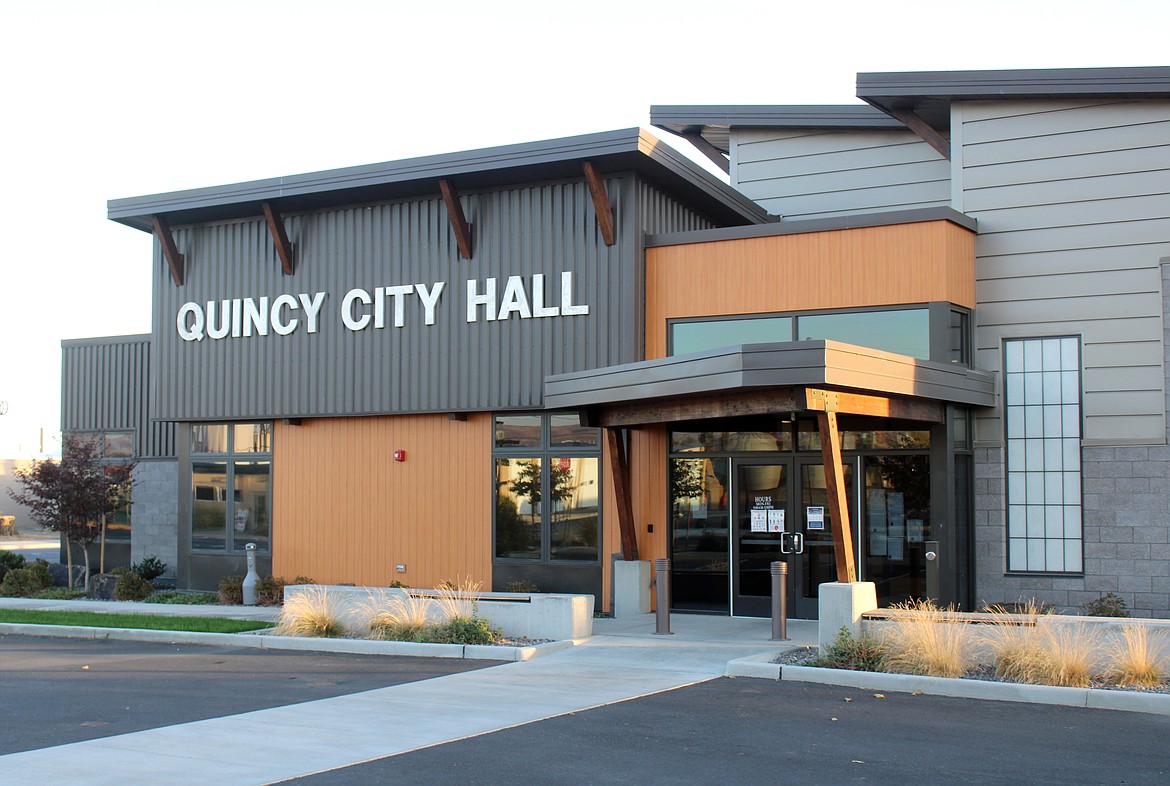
<box><xmin>284</xmin><ymin>585</ymin><xmax>594</xmax><ymax>641</ymax></box>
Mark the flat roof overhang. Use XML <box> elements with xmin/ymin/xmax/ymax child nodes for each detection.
<box><xmin>107</xmin><ymin>127</ymin><xmax>772</xmax><ymax>232</ymax></box>
<box><xmin>649</xmin><ymin>105</ymin><xmax>900</xmax><ymax>155</ymax></box>
<box><xmin>544</xmin><ymin>340</ymin><xmax>995</xmax><ymax>427</ymax></box>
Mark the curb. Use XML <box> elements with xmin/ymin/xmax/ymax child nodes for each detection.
<box><xmin>0</xmin><ymin>623</ymin><xmax>577</xmax><ymax>662</ymax></box>
<box><xmin>725</xmin><ymin>654</ymin><xmax>1170</xmax><ymax>716</ymax></box>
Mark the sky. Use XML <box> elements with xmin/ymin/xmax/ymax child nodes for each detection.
<box><xmin>0</xmin><ymin>0</ymin><xmax>1167</xmax><ymax>457</ymax></box>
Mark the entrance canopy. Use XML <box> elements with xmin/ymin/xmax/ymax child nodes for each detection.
<box><xmin>544</xmin><ymin>340</ymin><xmax>995</xmax><ymax>426</ymax></box>
<box><xmin>544</xmin><ymin>340</ymin><xmax>994</xmax><ymax>583</ymax></box>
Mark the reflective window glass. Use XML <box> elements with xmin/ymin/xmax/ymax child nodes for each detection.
<box><xmin>192</xmin><ymin>461</ymin><xmax>228</xmax><ymax>550</ymax></box>
<box><xmin>550</xmin><ymin>457</ymin><xmax>600</xmax><ymax>561</ymax></box>
<box><xmin>103</xmin><ymin>432</ymin><xmax>134</xmax><ymax>458</ymax></box>
<box><xmin>796</xmin><ymin>309</ymin><xmax>930</xmax><ymax>358</ymax></box>
<box><xmin>549</xmin><ymin>414</ymin><xmax>599</xmax><ymax>447</ymax></box>
<box><xmin>494</xmin><ymin>415</ymin><xmax>542</xmax><ymax>448</ymax></box>
<box><xmin>233</xmin><ymin>461</ymin><xmax>271</xmax><ymax>550</ymax></box>
<box><xmin>671</xmin><ymin>317</ymin><xmax>793</xmax><ymax>356</ymax></box>
<box><xmin>192</xmin><ymin>424</ymin><xmax>229</xmax><ymax>454</ymax></box>
<box><xmin>495</xmin><ymin>458</ymin><xmax>543</xmax><ymax>559</ymax></box>
<box><xmin>234</xmin><ymin>423</ymin><xmax>272</xmax><ymax>453</ymax></box>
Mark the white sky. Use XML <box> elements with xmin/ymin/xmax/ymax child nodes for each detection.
<box><xmin>0</xmin><ymin>0</ymin><xmax>1167</xmax><ymax>457</ymax></box>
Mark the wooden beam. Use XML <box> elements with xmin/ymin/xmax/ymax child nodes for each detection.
<box><xmin>151</xmin><ymin>215</ymin><xmax>185</xmax><ymax>286</ymax></box>
<box><xmin>681</xmin><ymin>130</ymin><xmax>730</xmax><ymax>175</ymax></box>
<box><xmin>438</xmin><ymin>179</ymin><xmax>473</xmax><ymax>259</ymax></box>
<box><xmin>885</xmin><ymin>107</ymin><xmax>950</xmax><ymax>160</ymax></box>
<box><xmin>261</xmin><ymin>201</ymin><xmax>295</xmax><ymax>275</ymax></box>
<box><xmin>816</xmin><ymin>409</ymin><xmax>858</xmax><ymax>583</ymax></box>
<box><xmin>801</xmin><ymin>388</ymin><xmax>945</xmax><ymax>423</ymax></box>
<box><xmin>606</xmin><ymin>428</ymin><xmax>639</xmax><ymax>561</ymax></box>
<box><xmin>582</xmin><ymin>161</ymin><xmax>616</xmax><ymax>246</ymax></box>
<box><xmin>598</xmin><ymin>388</ymin><xmax>803</xmax><ymax>428</ymax></box>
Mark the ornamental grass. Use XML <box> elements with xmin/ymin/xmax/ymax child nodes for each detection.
<box><xmin>277</xmin><ymin>586</ymin><xmax>349</xmax><ymax>638</ymax></box>
<box><xmin>879</xmin><ymin>599</ymin><xmax>974</xmax><ymax>679</ymax></box>
<box><xmin>1105</xmin><ymin>623</ymin><xmax>1167</xmax><ymax>688</ymax></box>
<box><xmin>360</xmin><ymin>591</ymin><xmax>432</xmax><ymax>641</ymax></box>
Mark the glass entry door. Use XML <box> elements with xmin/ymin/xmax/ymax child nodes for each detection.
<box><xmin>731</xmin><ymin>460</ymin><xmax>789</xmax><ymax>617</ymax></box>
<box><xmin>794</xmin><ymin>460</ymin><xmax>856</xmax><ymax>619</ymax></box>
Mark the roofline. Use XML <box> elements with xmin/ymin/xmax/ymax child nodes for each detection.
<box><xmin>645</xmin><ymin>207</ymin><xmax>976</xmax><ymax>248</ymax></box>
<box><xmin>650</xmin><ymin>104</ymin><xmax>904</xmax><ymax>130</ymax></box>
<box><xmin>857</xmin><ymin>65</ymin><xmax>1170</xmax><ymax>99</ymax></box>
<box><xmin>108</xmin><ymin>128</ymin><xmax>771</xmax><ymax>232</ymax></box>
<box><xmin>62</xmin><ymin>333</ymin><xmax>151</xmax><ymax>348</ymax></box>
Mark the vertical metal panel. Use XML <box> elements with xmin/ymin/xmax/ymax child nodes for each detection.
<box><xmin>60</xmin><ymin>336</ymin><xmax>175</xmax><ymax>458</ymax></box>
<box><xmin>151</xmin><ymin>174</ymin><xmax>651</xmax><ymax>420</ymax></box>
<box><xmin>961</xmin><ymin>99</ymin><xmax>1170</xmax><ymax>444</ymax></box>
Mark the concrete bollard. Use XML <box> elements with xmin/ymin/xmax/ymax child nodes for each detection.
<box><xmin>653</xmin><ymin>558</ymin><xmax>672</xmax><ymax>635</ymax></box>
<box><xmin>242</xmin><ymin>543</ymin><xmax>259</xmax><ymax>606</ymax></box>
<box><xmin>770</xmin><ymin>561</ymin><xmax>789</xmax><ymax>641</ymax></box>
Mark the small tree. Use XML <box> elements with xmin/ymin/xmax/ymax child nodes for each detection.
<box><xmin>7</xmin><ymin>436</ymin><xmax>135</xmax><ymax>591</ymax></box>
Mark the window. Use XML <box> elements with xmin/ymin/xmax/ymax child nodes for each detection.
<box><xmin>494</xmin><ymin>413</ymin><xmax>600</xmax><ymax>563</ymax></box>
<box><xmin>1004</xmin><ymin>338</ymin><xmax>1082</xmax><ymax>573</ymax></box>
<box><xmin>669</xmin><ymin>307</ymin><xmax>933</xmax><ymax>360</ymax></box>
<box><xmin>190</xmin><ymin>423</ymin><xmax>272</xmax><ymax>553</ymax></box>
<box><xmin>63</xmin><ymin>431</ymin><xmax>135</xmax><ymax>539</ymax></box>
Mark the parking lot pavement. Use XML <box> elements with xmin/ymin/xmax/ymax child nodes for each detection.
<box><xmin>290</xmin><ymin>677</ymin><xmax>1170</xmax><ymax>786</ymax></box>
<box><xmin>0</xmin><ymin>635</ymin><xmax>501</xmax><ymax>756</ymax></box>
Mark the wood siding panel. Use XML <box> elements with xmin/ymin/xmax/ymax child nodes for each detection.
<box><xmin>960</xmin><ymin>99</ymin><xmax>1170</xmax><ymax>445</ymax></box>
<box><xmin>272</xmin><ymin>414</ymin><xmax>491</xmax><ymax>588</ymax></box>
<box><xmin>732</xmin><ymin>128</ymin><xmax>950</xmax><ymax>220</ymax></box>
<box><xmin>645</xmin><ymin>221</ymin><xmax>975</xmax><ymax>360</ymax></box>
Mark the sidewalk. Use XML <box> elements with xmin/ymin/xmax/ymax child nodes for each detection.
<box><xmin>0</xmin><ymin>609</ymin><xmax>802</xmax><ymax>784</ymax></box>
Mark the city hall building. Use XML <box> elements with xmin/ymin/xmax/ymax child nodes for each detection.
<box><xmin>63</xmin><ymin>66</ymin><xmax>1170</xmax><ymax>618</ymax></box>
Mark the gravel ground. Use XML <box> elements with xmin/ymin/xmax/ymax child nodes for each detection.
<box><xmin>771</xmin><ymin>646</ymin><xmax>1170</xmax><ymax>693</ymax></box>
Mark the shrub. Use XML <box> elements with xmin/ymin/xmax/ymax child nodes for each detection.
<box><xmin>144</xmin><ymin>591</ymin><xmax>219</xmax><ymax>605</ymax></box>
<box><xmin>1</xmin><ymin>562</ymin><xmax>54</xmax><ymax>597</ymax></box>
<box><xmin>290</xmin><ymin>576</ymin><xmax>315</xmax><ymax>585</ymax></box>
<box><xmin>130</xmin><ymin>556</ymin><xmax>167</xmax><ymax>582</ymax></box>
<box><xmin>420</xmin><ymin>615</ymin><xmax>501</xmax><ymax>645</ymax></box>
<box><xmin>278</xmin><ymin>586</ymin><xmax>348</xmax><ymax>638</ymax></box>
<box><xmin>256</xmin><ymin>575</ymin><xmax>287</xmax><ymax>606</ymax></box>
<box><xmin>811</xmin><ymin>627</ymin><xmax>886</xmax><ymax>672</ymax></box>
<box><xmin>0</xmin><ymin>551</ymin><xmax>28</xmax><ymax>571</ymax></box>
<box><xmin>387</xmin><ymin>580</ymin><xmax>405</xmax><ymax>589</ymax></box>
<box><xmin>113</xmin><ymin>571</ymin><xmax>154</xmax><ymax>601</ymax></box>
<box><xmin>880</xmin><ymin>599</ymin><xmax>973</xmax><ymax>678</ymax></box>
<box><xmin>505</xmin><ymin>580</ymin><xmax>540</xmax><ymax>593</ymax></box>
<box><xmin>1081</xmin><ymin>593</ymin><xmax>1130</xmax><ymax>618</ymax></box>
<box><xmin>33</xmin><ymin>586</ymin><xmax>85</xmax><ymax>600</ymax></box>
<box><xmin>1105</xmin><ymin>624</ymin><xmax>1167</xmax><ymax>688</ymax></box>
<box><xmin>218</xmin><ymin>575</ymin><xmax>244</xmax><ymax>605</ymax></box>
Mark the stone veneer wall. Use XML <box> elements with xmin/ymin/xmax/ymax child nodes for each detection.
<box><xmin>130</xmin><ymin>459</ymin><xmax>179</xmax><ymax>578</ymax></box>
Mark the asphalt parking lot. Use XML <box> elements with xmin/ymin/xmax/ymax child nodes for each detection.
<box><xmin>0</xmin><ymin>635</ymin><xmax>499</xmax><ymax>755</ymax></box>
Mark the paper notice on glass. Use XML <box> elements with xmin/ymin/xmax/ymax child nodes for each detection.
<box><xmin>887</xmin><ymin>537</ymin><xmax>905</xmax><ymax>562</ymax></box>
<box><xmin>751</xmin><ymin>509</ymin><xmax>768</xmax><ymax>532</ymax></box>
<box><xmin>767</xmin><ymin>509</ymin><xmax>785</xmax><ymax>533</ymax></box>
<box><xmin>807</xmin><ymin>506</ymin><xmax>825</xmax><ymax>530</ymax></box>
<box><xmin>907</xmin><ymin>518</ymin><xmax>925</xmax><ymax>543</ymax></box>
<box><xmin>887</xmin><ymin>492</ymin><xmax>905</xmax><ymax>538</ymax></box>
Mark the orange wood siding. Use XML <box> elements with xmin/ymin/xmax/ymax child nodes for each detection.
<box><xmin>645</xmin><ymin>220</ymin><xmax>975</xmax><ymax>359</ymax></box>
<box><xmin>273</xmin><ymin>414</ymin><xmax>492</xmax><ymax>588</ymax></box>
<box><xmin>601</xmin><ymin>425</ymin><xmax>667</xmax><ymax>610</ymax></box>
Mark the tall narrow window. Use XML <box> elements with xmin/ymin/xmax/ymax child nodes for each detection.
<box><xmin>1004</xmin><ymin>338</ymin><xmax>1082</xmax><ymax>573</ymax></box>
<box><xmin>190</xmin><ymin>423</ymin><xmax>272</xmax><ymax>553</ymax></box>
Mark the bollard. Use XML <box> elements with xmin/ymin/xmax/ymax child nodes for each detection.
<box><xmin>242</xmin><ymin>543</ymin><xmax>259</xmax><ymax>606</ymax></box>
<box><xmin>653</xmin><ymin>558</ymin><xmax>672</xmax><ymax>635</ymax></box>
<box><xmin>770</xmin><ymin>561</ymin><xmax>788</xmax><ymax>641</ymax></box>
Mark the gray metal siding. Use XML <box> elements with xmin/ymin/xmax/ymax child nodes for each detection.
<box><xmin>152</xmin><ymin>175</ymin><xmax>643</xmax><ymax>420</ymax></box>
<box><xmin>61</xmin><ymin>336</ymin><xmax>175</xmax><ymax>458</ymax></box>
<box><xmin>730</xmin><ymin>128</ymin><xmax>951</xmax><ymax>219</ymax></box>
<box><xmin>960</xmin><ymin>99</ymin><xmax>1170</xmax><ymax>444</ymax></box>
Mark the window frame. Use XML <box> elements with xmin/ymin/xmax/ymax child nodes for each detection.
<box><xmin>492</xmin><ymin>412</ymin><xmax>602</xmax><ymax>565</ymax></box>
<box><xmin>1002</xmin><ymin>336</ymin><xmax>1083</xmax><ymax>575</ymax></box>
<box><xmin>189</xmin><ymin>422</ymin><xmax>273</xmax><ymax>555</ymax></box>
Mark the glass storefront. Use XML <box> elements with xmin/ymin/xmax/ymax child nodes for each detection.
<box><xmin>669</xmin><ymin>416</ymin><xmax>958</xmax><ymax>617</ymax></box>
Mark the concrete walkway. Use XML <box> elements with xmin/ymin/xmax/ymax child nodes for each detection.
<box><xmin>0</xmin><ymin>610</ymin><xmax>810</xmax><ymax>784</ymax></box>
